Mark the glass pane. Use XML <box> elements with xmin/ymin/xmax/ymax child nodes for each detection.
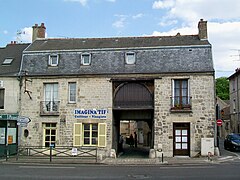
<box><xmin>51</xmin><ymin>136</ymin><xmax>56</xmax><ymax>141</ymax></box>
<box><xmin>92</xmin><ymin>138</ymin><xmax>97</xmax><ymax>145</ymax></box>
<box><xmin>182</xmin><ymin>137</ymin><xmax>188</xmax><ymax>142</ymax></box>
<box><xmin>175</xmin><ymin>130</ymin><xmax>181</xmax><ymax>135</ymax></box>
<box><xmin>176</xmin><ymin>137</ymin><xmax>181</xmax><ymax>142</ymax></box>
<box><xmin>45</xmin><ymin>136</ymin><xmax>50</xmax><ymax>141</ymax></box>
<box><xmin>46</xmin><ymin>129</ymin><xmax>50</xmax><ymax>135</ymax></box>
<box><xmin>92</xmin><ymin>124</ymin><xmax>98</xmax><ymax>130</ymax></box>
<box><xmin>92</xmin><ymin>132</ymin><xmax>98</xmax><ymax>137</ymax></box>
<box><xmin>182</xmin><ymin>130</ymin><xmax>188</xmax><ymax>135</ymax></box>
<box><xmin>84</xmin><ymin>132</ymin><xmax>90</xmax><ymax>137</ymax></box>
<box><xmin>182</xmin><ymin>80</ymin><xmax>187</xmax><ymax>88</ymax></box>
<box><xmin>175</xmin><ymin>143</ymin><xmax>181</xmax><ymax>149</ymax></box>
<box><xmin>84</xmin><ymin>138</ymin><xmax>90</xmax><ymax>144</ymax></box>
<box><xmin>51</xmin><ymin>123</ymin><xmax>57</xmax><ymax>127</ymax></box>
<box><xmin>45</xmin><ymin>142</ymin><xmax>50</xmax><ymax>147</ymax></box>
<box><xmin>182</xmin><ymin>143</ymin><xmax>188</xmax><ymax>149</ymax></box>
<box><xmin>51</xmin><ymin>129</ymin><xmax>56</xmax><ymax>135</ymax></box>
<box><xmin>84</xmin><ymin>124</ymin><xmax>90</xmax><ymax>130</ymax></box>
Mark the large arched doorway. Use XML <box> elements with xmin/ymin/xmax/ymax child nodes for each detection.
<box><xmin>112</xmin><ymin>81</ymin><xmax>154</xmax><ymax>158</ymax></box>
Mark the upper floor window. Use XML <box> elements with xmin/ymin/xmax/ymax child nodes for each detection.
<box><xmin>68</xmin><ymin>82</ymin><xmax>76</xmax><ymax>103</ymax></box>
<box><xmin>0</xmin><ymin>88</ymin><xmax>4</xmax><ymax>109</ymax></box>
<box><xmin>49</xmin><ymin>55</ymin><xmax>59</xmax><ymax>66</ymax></box>
<box><xmin>2</xmin><ymin>58</ymin><xmax>13</xmax><ymax>65</ymax></box>
<box><xmin>125</xmin><ymin>52</ymin><xmax>136</xmax><ymax>65</ymax></box>
<box><xmin>171</xmin><ymin>79</ymin><xmax>191</xmax><ymax>110</ymax></box>
<box><xmin>81</xmin><ymin>53</ymin><xmax>91</xmax><ymax>65</ymax></box>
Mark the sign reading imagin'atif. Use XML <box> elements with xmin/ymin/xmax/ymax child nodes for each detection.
<box><xmin>74</xmin><ymin>109</ymin><xmax>108</xmax><ymax>119</ymax></box>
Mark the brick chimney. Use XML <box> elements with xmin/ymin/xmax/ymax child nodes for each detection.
<box><xmin>32</xmin><ymin>23</ymin><xmax>46</xmax><ymax>42</ymax></box>
<box><xmin>198</xmin><ymin>19</ymin><xmax>208</xmax><ymax>40</ymax></box>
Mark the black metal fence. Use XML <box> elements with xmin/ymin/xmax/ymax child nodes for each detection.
<box><xmin>1</xmin><ymin>146</ymin><xmax>98</xmax><ymax>163</ymax></box>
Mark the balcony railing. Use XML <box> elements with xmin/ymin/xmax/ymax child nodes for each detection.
<box><xmin>170</xmin><ymin>96</ymin><xmax>192</xmax><ymax>112</ymax></box>
<box><xmin>40</xmin><ymin>101</ymin><xmax>60</xmax><ymax>116</ymax></box>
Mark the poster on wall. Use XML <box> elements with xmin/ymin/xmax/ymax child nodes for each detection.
<box><xmin>0</xmin><ymin>128</ymin><xmax>5</xmax><ymax>144</ymax></box>
<box><xmin>7</xmin><ymin>128</ymin><xmax>16</xmax><ymax>144</ymax></box>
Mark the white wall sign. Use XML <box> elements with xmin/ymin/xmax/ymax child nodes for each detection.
<box><xmin>74</xmin><ymin>109</ymin><xmax>108</xmax><ymax>119</ymax></box>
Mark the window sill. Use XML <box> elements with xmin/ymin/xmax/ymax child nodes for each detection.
<box><xmin>170</xmin><ymin>108</ymin><xmax>192</xmax><ymax>113</ymax></box>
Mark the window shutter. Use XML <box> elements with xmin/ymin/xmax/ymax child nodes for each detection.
<box><xmin>98</xmin><ymin>123</ymin><xmax>106</xmax><ymax>147</ymax></box>
<box><xmin>73</xmin><ymin>123</ymin><xmax>82</xmax><ymax>146</ymax></box>
<box><xmin>172</xmin><ymin>79</ymin><xmax>175</xmax><ymax>105</ymax></box>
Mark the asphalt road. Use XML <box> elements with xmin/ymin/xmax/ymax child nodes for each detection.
<box><xmin>1</xmin><ymin>162</ymin><xmax>240</xmax><ymax>180</ymax></box>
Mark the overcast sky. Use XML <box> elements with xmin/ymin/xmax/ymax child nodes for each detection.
<box><xmin>1</xmin><ymin>0</ymin><xmax>240</xmax><ymax>78</ymax></box>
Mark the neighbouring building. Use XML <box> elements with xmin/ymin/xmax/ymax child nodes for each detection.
<box><xmin>216</xmin><ymin>96</ymin><xmax>230</xmax><ymax>138</ymax></box>
<box><xmin>228</xmin><ymin>68</ymin><xmax>240</xmax><ymax>133</ymax></box>
<box><xmin>0</xmin><ymin>42</ymin><xmax>30</xmax><ymax>156</ymax></box>
<box><xmin>19</xmin><ymin>19</ymin><xmax>215</xmax><ymax>158</ymax></box>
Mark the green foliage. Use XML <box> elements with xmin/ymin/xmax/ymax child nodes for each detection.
<box><xmin>215</xmin><ymin>77</ymin><xmax>229</xmax><ymax>100</ymax></box>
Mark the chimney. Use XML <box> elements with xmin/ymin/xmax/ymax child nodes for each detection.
<box><xmin>32</xmin><ymin>23</ymin><xmax>46</xmax><ymax>42</ymax></box>
<box><xmin>198</xmin><ymin>19</ymin><xmax>208</xmax><ymax>40</ymax></box>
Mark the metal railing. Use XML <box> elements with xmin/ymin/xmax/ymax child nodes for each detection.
<box><xmin>15</xmin><ymin>146</ymin><xmax>98</xmax><ymax>163</ymax></box>
<box><xmin>170</xmin><ymin>96</ymin><xmax>192</xmax><ymax>111</ymax></box>
<box><xmin>40</xmin><ymin>101</ymin><xmax>60</xmax><ymax>115</ymax></box>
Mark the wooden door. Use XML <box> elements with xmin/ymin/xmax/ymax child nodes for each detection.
<box><xmin>173</xmin><ymin>123</ymin><xmax>190</xmax><ymax>156</ymax></box>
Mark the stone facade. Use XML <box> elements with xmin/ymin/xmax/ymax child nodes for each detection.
<box><xmin>19</xmin><ymin>19</ymin><xmax>215</xmax><ymax>158</ymax></box>
<box><xmin>20</xmin><ymin>76</ymin><xmax>113</xmax><ymax>156</ymax></box>
<box><xmin>154</xmin><ymin>75</ymin><xmax>215</xmax><ymax>157</ymax></box>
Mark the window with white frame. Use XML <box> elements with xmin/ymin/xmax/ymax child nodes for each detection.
<box><xmin>125</xmin><ymin>52</ymin><xmax>136</xmax><ymax>64</ymax></box>
<box><xmin>43</xmin><ymin>123</ymin><xmax>57</xmax><ymax>147</ymax></box>
<box><xmin>0</xmin><ymin>88</ymin><xmax>4</xmax><ymax>109</ymax></box>
<box><xmin>81</xmin><ymin>53</ymin><xmax>91</xmax><ymax>65</ymax></box>
<box><xmin>44</xmin><ymin>83</ymin><xmax>58</xmax><ymax>112</ymax></box>
<box><xmin>73</xmin><ymin>123</ymin><xmax>106</xmax><ymax>147</ymax></box>
<box><xmin>68</xmin><ymin>82</ymin><xmax>76</xmax><ymax>103</ymax></box>
<box><xmin>49</xmin><ymin>55</ymin><xmax>59</xmax><ymax>66</ymax></box>
<box><xmin>2</xmin><ymin>58</ymin><xmax>14</xmax><ymax>65</ymax></box>
<box><xmin>172</xmin><ymin>79</ymin><xmax>190</xmax><ymax>109</ymax></box>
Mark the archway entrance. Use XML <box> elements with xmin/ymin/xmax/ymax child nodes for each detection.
<box><xmin>112</xmin><ymin>81</ymin><xmax>154</xmax><ymax>158</ymax></box>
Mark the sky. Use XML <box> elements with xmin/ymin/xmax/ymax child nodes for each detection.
<box><xmin>0</xmin><ymin>0</ymin><xmax>240</xmax><ymax>78</ymax></box>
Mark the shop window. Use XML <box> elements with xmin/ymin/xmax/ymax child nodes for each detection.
<box><xmin>68</xmin><ymin>82</ymin><xmax>76</xmax><ymax>103</ymax></box>
<box><xmin>0</xmin><ymin>88</ymin><xmax>4</xmax><ymax>109</ymax></box>
<box><xmin>43</xmin><ymin>123</ymin><xmax>57</xmax><ymax>147</ymax></box>
<box><xmin>73</xmin><ymin>123</ymin><xmax>106</xmax><ymax>147</ymax></box>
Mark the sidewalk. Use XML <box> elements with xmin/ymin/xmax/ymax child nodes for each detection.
<box><xmin>1</xmin><ymin>139</ymin><xmax>239</xmax><ymax>165</ymax></box>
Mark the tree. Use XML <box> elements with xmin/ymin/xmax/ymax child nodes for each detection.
<box><xmin>215</xmin><ymin>77</ymin><xmax>229</xmax><ymax>100</ymax></box>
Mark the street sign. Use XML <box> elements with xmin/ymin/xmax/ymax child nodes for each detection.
<box><xmin>17</xmin><ymin>116</ymin><xmax>31</xmax><ymax>126</ymax></box>
<box><xmin>216</xmin><ymin>119</ymin><xmax>223</xmax><ymax>126</ymax></box>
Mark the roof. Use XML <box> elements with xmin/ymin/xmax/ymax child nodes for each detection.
<box><xmin>22</xmin><ymin>35</ymin><xmax>214</xmax><ymax>76</ymax></box>
<box><xmin>25</xmin><ymin>35</ymin><xmax>211</xmax><ymax>52</ymax></box>
<box><xmin>228</xmin><ymin>68</ymin><xmax>240</xmax><ymax>79</ymax></box>
<box><xmin>0</xmin><ymin>43</ymin><xmax>30</xmax><ymax>77</ymax></box>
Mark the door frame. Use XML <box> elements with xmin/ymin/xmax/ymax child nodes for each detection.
<box><xmin>173</xmin><ymin>122</ymin><xmax>190</xmax><ymax>156</ymax></box>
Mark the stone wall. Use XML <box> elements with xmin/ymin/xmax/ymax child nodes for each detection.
<box><xmin>154</xmin><ymin>75</ymin><xmax>215</xmax><ymax>157</ymax></box>
<box><xmin>20</xmin><ymin>76</ymin><xmax>113</xmax><ymax>156</ymax></box>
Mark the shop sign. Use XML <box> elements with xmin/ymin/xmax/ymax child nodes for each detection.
<box><xmin>0</xmin><ymin>114</ymin><xmax>18</xmax><ymax>120</ymax></box>
<box><xmin>74</xmin><ymin>109</ymin><xmax>108</xmax><ymax>119</ymax></box>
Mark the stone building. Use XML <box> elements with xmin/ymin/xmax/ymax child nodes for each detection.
<box><xmin>0</xmin><ymin>42</ymin><xmax>30</xmax><ymax>156</ymax></box>
<box><xmin>19</xmin><ymin>19</ymin><xmax>215</xmax><ymax>158</ymax></box>
<box><xmin>228</xmin><ymin>68</ymin><xmax>240</xmax><ymax>133</ymax></box>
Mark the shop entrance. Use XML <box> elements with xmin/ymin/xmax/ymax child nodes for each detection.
<box><xmin>112</xmin><ymin>81</ymin><xmax>154</xmax><ymax>158</ymax></box>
